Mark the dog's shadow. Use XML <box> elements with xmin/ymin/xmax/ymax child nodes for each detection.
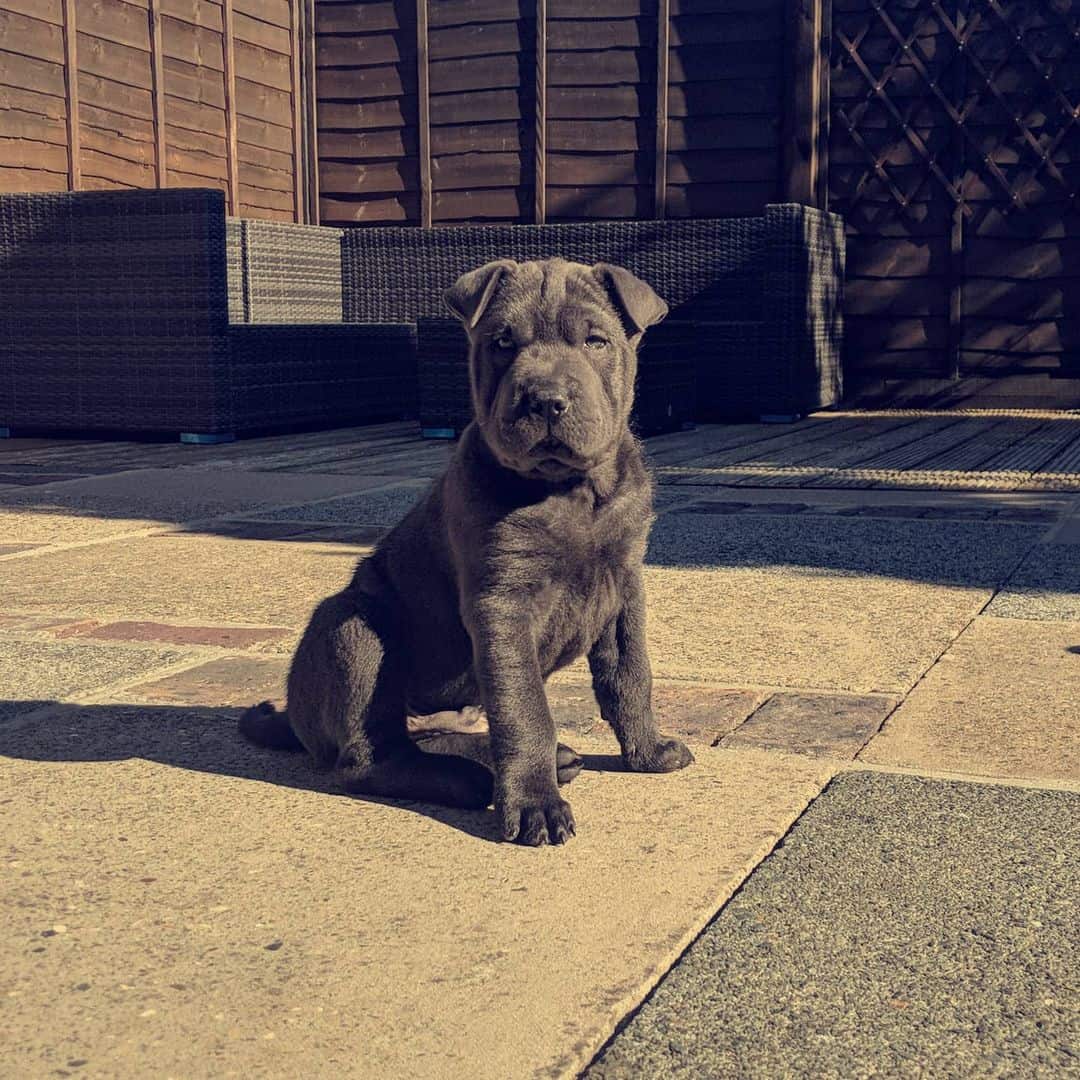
<box><xmin>0</xmin><ymin>701</ymin><xmax>626</xmax><ymax>843</ymax></box>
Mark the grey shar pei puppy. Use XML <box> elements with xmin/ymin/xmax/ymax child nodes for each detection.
<box><xmin>240</xmin><ymin>257</ymin><xmax>694</xmax><ymax>845</ymax></box>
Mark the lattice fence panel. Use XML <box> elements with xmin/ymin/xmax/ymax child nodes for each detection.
<box><xmin>830</xmin><ymin>0</ymin><xmax>1080</xmax><ymax>403</ymax></box>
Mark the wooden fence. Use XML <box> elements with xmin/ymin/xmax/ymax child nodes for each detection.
<box><xmin>829</xmin><ymin>0</ymin><xmax>1080</xmax><ymax>407</ymax></box>
<box><xmin>0</xmin><ymin>0</ymin><xmax>313</xmax><ymax>222</ymax></box>
<box><xmin>313</xmin><ymin>0</ymin><xmax>789</xmax><ymax>226</ymax></box>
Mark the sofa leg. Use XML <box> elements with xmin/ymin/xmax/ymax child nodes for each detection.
<box><xmin>180</xmin><ymin>432</ymin><xmax>237</xmax><ymax>445</ymax></box>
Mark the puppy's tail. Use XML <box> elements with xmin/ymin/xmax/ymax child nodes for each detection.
<box><xmin>238</xmin><ymin>701</ymin><xmax>305</xmax><ymax>753</ymax></box>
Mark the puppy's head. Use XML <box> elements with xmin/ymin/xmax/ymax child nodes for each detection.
<box><xmin>445</xmin><ymin>258</ymin><xmax>668</xmax><ymax>481</ymax></box>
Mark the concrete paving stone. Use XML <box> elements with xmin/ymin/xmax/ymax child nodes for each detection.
<box><xmin>0</xmin><ymin>715</ymin><xmax>835</xmax><ymax>1080</ymax></box>
<box><xmin>0</xmin><ymin>470</ymin><xmax>403</xmax><ymax>543</ymax></box>
<box><xmin>0</xmin><ymin>543</ymin><xmax>44</xmax><ymax>556</ymax></box>
<box><xmin>585</xmin><ymin>771</ymin><xmax>1079</xmax><ymax>1080</ymax></box>
<box><xmin>0</xmin><ymin>536</ymin><xmax>362</xmax><ymax>641</ymax></box>
<box><xmin>985</xmin><ymin>543</ymin><xmax>1080</xmax><ymax>622</ymax></box>
<box><xmin>547</xmin><ymin>679</ymin><xmax>764</xmax><ymax>744</ymax></box>
<box><xmin>249</xmin><ymin>481</ymin><xmax>431</xmax><ymax>527</ymax></box>
<box><xmin>0</xmin><ymin>472</ymin><xmax>88</xmax><ymax>486</ymax></box>
<box><xmin>0</xmin><ymin>638</ymin><xmax>192</xmax><ymax>722</ymax></box>
<box><xmin>643</xmin><ymin>566</ymin><xmax>988</xmax><ymax>693</ymax></box>
<box><xmin>0</xmin><ymin>614</ymin><xmax>87</xmax><ymax>634</ymax></box>
<box><xmin>70</xmin><ymin>621</ymin><xmax>294</xmax><ymax>650</ymax></box>
<box><xmin>862</xmin><ymin>616</ymin><xmax>1080</xmax><ymax>783</ymax></box>
<box><xmin>721</xmin><ymin>691</ymin><xmax>897</xmax><ymax>759</ymax></box>
<box><xmin>124</xmin><ymin>655</ymin><xmax>290</xmax><ymax>708</ymax></box>
<box><xmin>647</xmin><ymin>509</ymin><xmax>1041</xmax><ymax>586</ymax></box>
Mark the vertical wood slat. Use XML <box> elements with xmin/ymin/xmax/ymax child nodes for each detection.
<box><xmin>62</xmin><ymin>0</ymin><xmax>80</xmax><ymax>189</ymax></box>
<box><xmin>416</xmin><ymin>0</ymin><xmax>432</xmax><ymax>228</ymax></box>
<box><xmin>148</xmin><ymin>0</ymin><xmax>167</xmax><ymax>188</ymax></box>
<box><xmin>654</xmin><ymin>0</ymin><xmax>669</xmax><ymax>219</ymax></box>
<box><xmin>534</xmin><ymin>0</ymin><xmax>547</xmax><ymax>224</ymax></box>
<box><xmin>289</xmin><ymin>0</ymin><xmax>305</xmax><ymax>221</ymax></box>
<box><xmin>947</xmin><ymin>0</ymin><xmax>968</xmax><ymax>380</ymax></box>
<box><xmin>781</xmin><ymin>0</ymin><xmax>824</xmax><ymax>205</ymax></box>
<box><xmin>221</xmin><ymin>0</ymin><xmax>240</xmax><ymax>215</ymax></box>
<box><xmin>814</xmin><ymin>0</ymin><xmax>832</xmax><ymax>209</ymax></box>
<box><xmin>303</xmin><ymin>0</ymin><xmax>320</xmax><ymax>224</ymax></box>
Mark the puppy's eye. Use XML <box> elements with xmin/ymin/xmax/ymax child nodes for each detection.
<box><xmin>585</xmin><ymin>335</ymin><xmax>609</xmax><ymax>350</ymax></box>
<box><xmin>493</xmin><ymin>331</ymin><xmax>515</xmax><ymax>350</ymax></box>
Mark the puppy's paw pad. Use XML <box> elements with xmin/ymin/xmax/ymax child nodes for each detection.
<box><xmin>627</xmin><ymin>737</ymin><xmax>695</xmax><ymax>773</ymax></box>
<box><xmin>555</xmin><ymin>742</ymin><xmax>584</xmax><ymax>786</ymax></box>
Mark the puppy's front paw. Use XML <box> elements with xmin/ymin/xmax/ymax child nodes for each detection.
<box><xmin>625</xmin><ymin>737</ymin><xmax>694</xmax><ymax>773</ymax></box>
<box><xmin>498</xmin><ymin>785</ymin><xmax>576</xmax><ymax>846</ymax></box>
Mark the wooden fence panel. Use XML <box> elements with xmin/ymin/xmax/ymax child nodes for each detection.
<box><xmin>0</xmin><ymin>0</ymin><xmax>308</xmax><ymax>221</ymax></box>
<box><xmin>312</xmin><ymin>0</ymin><xmax>790</xmax><ymax>226</ymax></box>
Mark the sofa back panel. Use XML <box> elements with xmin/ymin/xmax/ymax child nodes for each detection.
<box><xmin>341</xmin><ymin>217</ymin><xmax>771</xmax><ymax>325</ymax></box>
<box><xmin>0</xmin><ymin>187</ymin><xmax>232</xmax><ymax>432</ymax></box>
<box><xmin>230</xmin><ymin>219</ymin><xmax>345</xmax><ymax>324</ymax></box>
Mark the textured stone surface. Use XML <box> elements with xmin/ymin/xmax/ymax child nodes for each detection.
<box><xmin>861</xmin><ymin>617</ymin><xmax>1080</xmax><ymax>783</ymax></box>
<box><xmin>1</xmin><ymin>469</ymin><xmax>399</xmax><ymax>543</ymax></box>
<box><xmin>985</xmin><ymin>543</ymin><xmax>1080</xmax><ymax>622</ymax></box>
<box><xmin>586</xmin><ymin>772</ymin><xmax>1079</xmax><ymax>1080</ymax></box>
<box><xmin>250</xmin><ymin>482</ymin><xmax>431</xmax><ymax>526</ymax></box>
<box><xmin>643</xmin><ymin>566</ymin><xmax>988</xmax><ymax>694</ymax></box>
<box><xmin>0</xmin><ymin>721</ymin><xmax>833</xmax><ymax>1080</ymax></box>
<box><xmin>73</xmin><ymin>622</ymin><xmax>293</xmax><ymax>650</ymax></box>
<box><xmin>0</xmin><ymin>639</ymin><xmax>192</xmax><ymax>721</ymax></box>
<box><xmin>124</xmin><ymin>656</ymin><xmax>290</xmax><ymax>708</ymax></box>
<box><xmin>0</xmin><ymin>536</ymin><xmax>361</xmax><ymax>641</ymax></box>
<box><xmin>721</xmin><ymin>692</ymin><xmax>896</xmax><ymax>758</ymax></box>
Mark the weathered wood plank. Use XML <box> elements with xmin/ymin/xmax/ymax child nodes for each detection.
<box><xmin>221</xmin><ymin>0</ymin><xmax>240</xmax><ymax>212</ymax></box>
<box><xmin>63</xmin><ymin>0</ymin><xmax>80</xmax><ymax>187</ymax></box>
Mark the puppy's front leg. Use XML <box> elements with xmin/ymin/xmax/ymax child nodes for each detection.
<box><xmin>589</xmin><ymin>571</ymin><xmax>694</xmax><ymax>773</ymax></box>
<box><xmin>466</xmin><ymin>602</ymin><xmax>575</xmax><ymax>846</ymax></box>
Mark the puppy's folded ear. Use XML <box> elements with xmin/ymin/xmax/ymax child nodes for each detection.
<box><xmin>445</xmin><ymin>260</ymin><xmax>517</xmax><ymax>329</ymax></box>
<box><xmin>593</xmin><ymin>263</ymin><xmax>669</xmax><ymax>336</ymax></box>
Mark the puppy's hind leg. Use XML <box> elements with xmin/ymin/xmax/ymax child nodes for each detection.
<box><xmin>320</xmin><ymin>592</ymin><xmax>494</xmax><ymax>811</ymax></box>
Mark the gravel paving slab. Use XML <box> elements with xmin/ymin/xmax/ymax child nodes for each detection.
<box><xmin>586</xmin><ymin>771</ymin><xmax>1079</xmax><ymax>1080</ymax></box>
<box><xmin>985</xmin><ymin>543</ymin><xmax>1080</xmax><ymax>622</ymax></box>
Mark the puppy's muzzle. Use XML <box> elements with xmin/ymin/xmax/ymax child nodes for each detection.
<box><xmin>523</xmin><ymin>384</ymin><xmax>571</xmax><ymax>425</ymax></box>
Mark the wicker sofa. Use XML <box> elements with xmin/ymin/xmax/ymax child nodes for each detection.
<box><xmin>0</xmin><ymin>188</ymin><xmax>414</xmax><ymax>441</ymax></box>
<box><xmin>341</xmin><ymin>205</ymin><xmax>845</xmax><ymax>436</ymax></box>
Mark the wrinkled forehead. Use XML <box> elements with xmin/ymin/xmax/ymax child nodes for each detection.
<box><xmin>481</xmin><ymin>260</ymin><xmax>621</xmax><ymax>337</ymax></box>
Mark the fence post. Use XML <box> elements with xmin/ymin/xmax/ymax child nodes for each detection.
<box><xmin>302</xmin><ymin>0</ymin><xmax>320</xmax><ymax>225</ymax></box>
<box><xmin>221</xmin><ymin>0</ymin><xmax>241</xmax><ymax>215</ymax></box>
<box><xmin>534</xmin><ymin>0</ymin><xmax>547</xmax><ymax>224</ymax></box>
<box><xmin>149</xmin><ymin>0</ymin><xmax>167</xmax><ymax>189</ymax></box>
<box><xmin>781</xmin><ymin>0</ymin><xmax>828</xmax><ymax>206</ymax></box>
<box><xmin>62</xmin><ymin>0</ymin><xmax>80</xmax><ymax>190</ymax></box>
<box><xmin>416</xmin><ymin>0</ymin><xmax>433</xmax><ymax>227</ymax></box>
<box><xmin>654</xmin><ymin>0</ymin><xmax>669</xmax><ymax>219</ymax></box>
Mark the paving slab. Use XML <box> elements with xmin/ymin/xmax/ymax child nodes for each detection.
<box><xmin>861</xmin><ymin>616</ymin><xmax>1080</xmax><ymax>784</ymax></box>
<box><xmin>0</xmin><ymin>638</ymin><xmax>193</xmax><ymax>724</ymax></box>
<box><xmin>0</xmin><ymin>712</ymin><xmax>834</xmax><ymax>1080</ymax></box>
<box><xmin>125</xmin><ymin>655</ymin><xmax>290</xmax><ymax>708</ymax></box>
<box><xmin>720</xmin><ymin>692</ymin><xmax>897</xmax><ymax>758</ymax></box>
<box><xmin>647</xmin><ymin>509</ymin><xmax>1040</xmax><ymax>585</ymax></box>
<box><xmin>247</xmin><ymin>481</ymin><xmax>431</xmax><ymax>526</ymax></box>
<box><xmin>547</xmin><ymin>678</ymin><xmax>765</xmax><ymax>744</ymax></box>
<box><xmin>0</xmin><ymin>536</ymin><xmax>363</xmax><ymax>642</ymax></box>
<box><xmin>643</xmin><ymin>566</ymin><xmax>989</xmax><ymax>693</ymax></box>
<box><xmin>585</xmin><ymin>771</ymin><xmax>1079</xmax><ymax>1080</ymax></box>
<box><xmin>985</xmin><ymin>543</ymin><xmax>1080</xmax><ymax>622</ymax></box>
<box><xmin>0</xmin><ymin>470</ymin><xmax>403</xmax><ymax>544</ymax></box>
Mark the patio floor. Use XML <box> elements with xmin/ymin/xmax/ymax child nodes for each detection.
<box><xmin>1</xmin><ymin>411</ymin><xmax>1078</xmax><ymax>1078</ymax></box>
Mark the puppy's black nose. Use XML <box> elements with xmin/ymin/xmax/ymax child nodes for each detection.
<box><xmin>526</xmin><ymin>390</ymin><xmax>570</xmax><ymax>423</ymax></box>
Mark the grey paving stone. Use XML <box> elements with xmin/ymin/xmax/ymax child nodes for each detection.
<box><xmin>586</xmin><ymin>772</ymin><xmax>1080</xmax><ymax>1080</ymax></box>
<box><xmin>125</xmin><ymin>655</ymin><xmax>289</xmax><ymax>708</ymax></box>
<box><xmin>0</xmin><ymin>639</ymin><xmax>192</xmax><ymax>719</ymax></box>
<box><xmin>721</xmin><ymin>692</ymin><xmax>896</xmax><ymax>758</ymax></box>
<box><xmin>251</xmin><ymin>482</ymin><xmax>430</xmax><ymax>527</ymax></box>
<box><xmin>647</xmin><ymin>512</ymin><xmax>1041</xmax><ymax>587</ymax></box>
<box><xmin>986</xmin><ymin>544</ymin><xmax>1080</xmax><ymax>621</ymax></box>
